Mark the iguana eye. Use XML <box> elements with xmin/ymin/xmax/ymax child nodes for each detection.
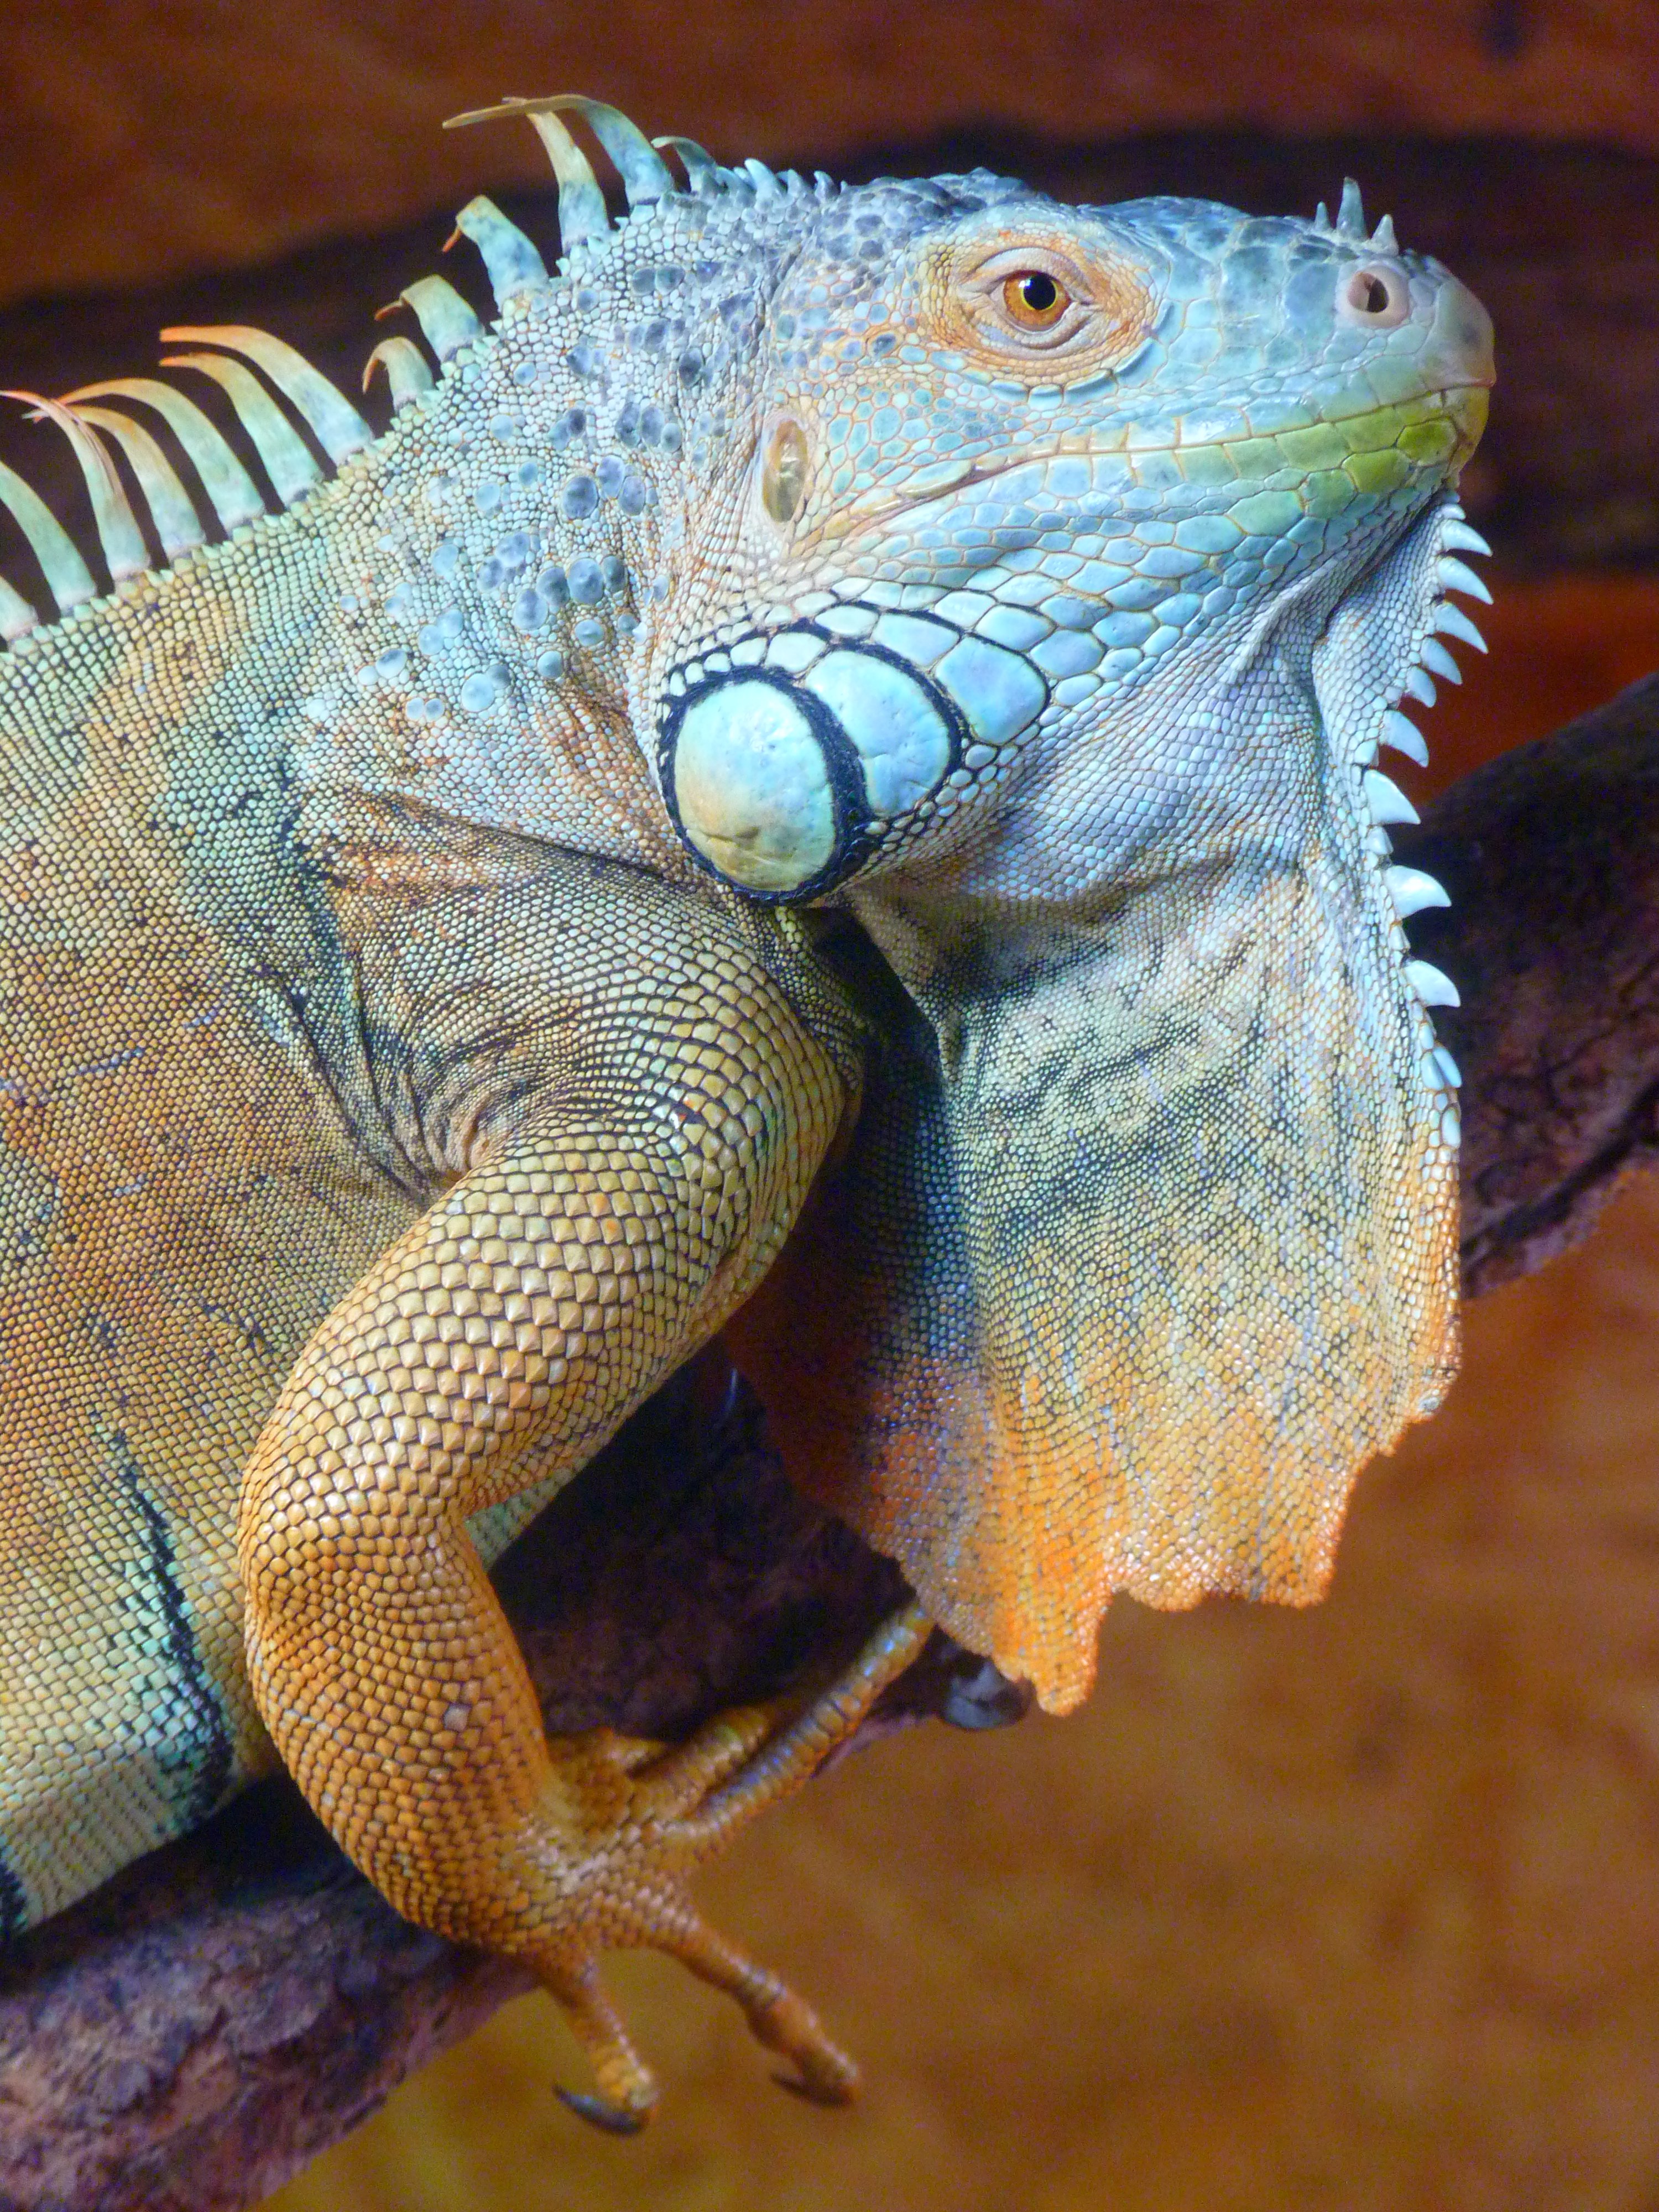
<box><xmin>931</xmin><ymin>239</ymin><xmax>1149</xmax><ymax>368</ymax></box>
<box><xmin>1000</xmin><ymin>270</ymin><xmax>1069</xmax><ymax>328</ymax></box>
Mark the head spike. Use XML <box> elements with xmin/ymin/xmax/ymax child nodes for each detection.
<box><xmin>159</xmin><ymin>326</ymin><xmax>371</xmax><ymax>466</ymax></box>
<box><xmin>452</xmin><ymin>195</ymin><xmax>549</xmax><ymax>304</ymax></box>
<box><xmin>1336</xmin><ymin>178</ymin><xmax>1367</xmax><ymax>239</ymax></box>
<box><xmin>654</xmin><ymin>135</ymin><xmax>721</xmax><ymax>195</ymax></box>
<box><xmin>3</xmin><ymin>392</ymin><xmax>148</xmax><ymax>581</ymax></box>
<box><xmin>386</xmin><ymin>276</ymin><xmax>482</xmax><ymax>363</ymax></box>
<box><xmin>363</xmin><ymin>335</ymin><xmax>435</xmax><ymax>411</ymax></box>
<box><xmin>524</xmin><ymin>96</ymin><xmax>675</xmax><ymax>207</ymax></box>
<box><xmin>0</xmin><ymin>450</ymin><xmax>97</xmax><ymax>614</ymax></box>
<box><xmin>1369</xmin><ymin>212</ymin><xmax>1399</xmax><ymax>252</ymax></box>
<box><xmin>1312</xmin><ymin>200</ymin><xmax>1332</xmax><ymax>232</ymax></box>
<box><xmin>445</xmin><ymin>98</ymin><xmax>609</xmax><ymax>247</ymax></box>
<box><xmin>160</xmin><ymin>354</ymin><xmax>322</xmax><ymax>508</ymax></box>
<box><xmin>62</xmin><ymin>378</ymin><xmax>265</xmax><ymax>533</ymax></box>
<box><xmin>69</xmin><ymin>403</ymin><xmax>205</xmax><ymax>559</ymax></box>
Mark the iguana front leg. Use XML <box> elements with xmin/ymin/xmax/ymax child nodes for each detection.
<box><xmin>237</xmin><ymin>946</ymin><xmax>928</xmax><ymax>2127</ymax></box>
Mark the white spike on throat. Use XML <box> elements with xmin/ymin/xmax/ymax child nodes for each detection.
<box><xmin>1439</xmin><ymin>518</ymin><xmax>1492</xmax><ymax>559</ymax></box>
<box><xmin>1363</xmin><ymin>768</ymin><xmax>1420</xmax><ymax>827</ymax></box>
<box><xmin>1347</xmin><ymin>493</ymin><xmax>1491</xmax><ymax>1124</ymax></box>
<box><xmin>1435</xmin><ymin>554</ymin><xmax>1493</xmax><ymax>606</ymax></box>
<box><xmin>1433</xmin><ymin>601</ymin><xmax>1488</xmax><ymax>652</ymax></box>
<box><xmin>1385</xmin><ymin>865</ymin><xmax>1451</xmax><ymax>919</ymax></box>
<box><xmin>1405</xmin><ymin>959</ymin><xmax>1460</xmax><ymax>1009</ymax></box>
<box><xmin>1380</xmin><ymin>707</ymin><xmax>1429</xmax><ymax>765</ymax></box>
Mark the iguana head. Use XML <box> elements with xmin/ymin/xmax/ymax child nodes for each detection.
<box><xmin>644</xmin><ymin>169</ymin><xmax>1490</xmax><ymax>914</ymax></box>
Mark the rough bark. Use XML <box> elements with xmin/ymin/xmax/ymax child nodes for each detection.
<box><xmin>0</xmin><ymin>672</ymin><xmax>1653</xmax><ymax>2212</ymax></box>
<box><xmin>1399</xmin><ymin>674</ymin><xmax>1659</xmax><ymax>1290</ymax></box>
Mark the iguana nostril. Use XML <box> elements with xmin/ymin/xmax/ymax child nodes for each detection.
<box><xmin>1339</xmin><ymin>266</ymin><xmax>1408</xmax><ymax>326</ymax></box>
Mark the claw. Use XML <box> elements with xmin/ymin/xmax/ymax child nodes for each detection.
<box><xmin>749</xmin><ymin>1989</ymin><xmax>860</xmax><ymax>2105</ymax></box>
<box><xmin>542</xmin><ymin>1953</ymin><xmax>660</xmax><ymax>2129</ymax></box>
<box><xmin>771</xmin><ymin>2067</ymin><xmax>854</xmax><ymax>2106</ymax></box>
<box><xmin>556</xmin><ymin>2085</ymin><xmax>650</xmax><ymax>2135</ymax></box>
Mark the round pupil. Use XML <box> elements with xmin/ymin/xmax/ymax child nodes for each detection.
<box><xmin>1019</xmin><ymin>273</ymin><xmax>1058</xmax><ymax>313</ymax></box>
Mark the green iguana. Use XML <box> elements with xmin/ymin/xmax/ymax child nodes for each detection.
<box><xmin>0</xmin><ymin>96</ymin><xmax>1493</xmax><ymax>2127</ymax></box>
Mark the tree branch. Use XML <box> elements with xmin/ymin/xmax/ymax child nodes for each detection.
<box><xmin>1399</xmin><ymin>673</ymin><xmax>1659</xmax><ymax>1291</ymax></box>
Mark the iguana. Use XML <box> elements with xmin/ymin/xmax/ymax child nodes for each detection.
<box><xmin>0</xmin><ymin>95</ymin><xmax>1493</xmax><ymax>2127</ymax></box>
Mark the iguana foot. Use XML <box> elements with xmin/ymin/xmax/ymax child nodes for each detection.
<box><xmin>514</xmin><ymin>1600</ymin><xmax>932</xmax><ymax>2127</ymax></box>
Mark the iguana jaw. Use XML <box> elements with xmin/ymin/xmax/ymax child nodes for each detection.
<box><xmin>820</xmin><ymin>379</ymin><xmax>1490</xmax><ymax>542</ymax></box>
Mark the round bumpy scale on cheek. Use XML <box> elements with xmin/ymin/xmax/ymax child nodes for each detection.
<box><xmin>671</xmin><ymin>681</ymin><xmax>837</xmax><ymax>895</ymax></box>
<box><xmin>799</xmin><ymin>650</ymin><xmax>951</xmax><ymax>818</ymax></box>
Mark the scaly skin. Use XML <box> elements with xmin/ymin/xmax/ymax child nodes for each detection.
<box><xmin>0</xmin><ymin>99</ymin><xmax>1492</xmax><ymax>2120</ymax></box>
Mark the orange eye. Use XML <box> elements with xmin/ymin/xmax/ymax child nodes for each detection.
<box><xmin>1000</xmin><ymin>269</ymin><xmax>1071</xmax><ymax>329</ymax></box>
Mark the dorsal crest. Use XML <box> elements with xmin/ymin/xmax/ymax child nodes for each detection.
<box><xmin>0</xmin><ymin>96</ymin><xmax>832</xmax><ymax>649</ymax></box>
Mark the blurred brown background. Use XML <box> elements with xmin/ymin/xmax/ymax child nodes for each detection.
<box><xmin>2</xmin><ymin>4</ymin><xmax>1657</xmax><ymax>2206</ymax></box>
